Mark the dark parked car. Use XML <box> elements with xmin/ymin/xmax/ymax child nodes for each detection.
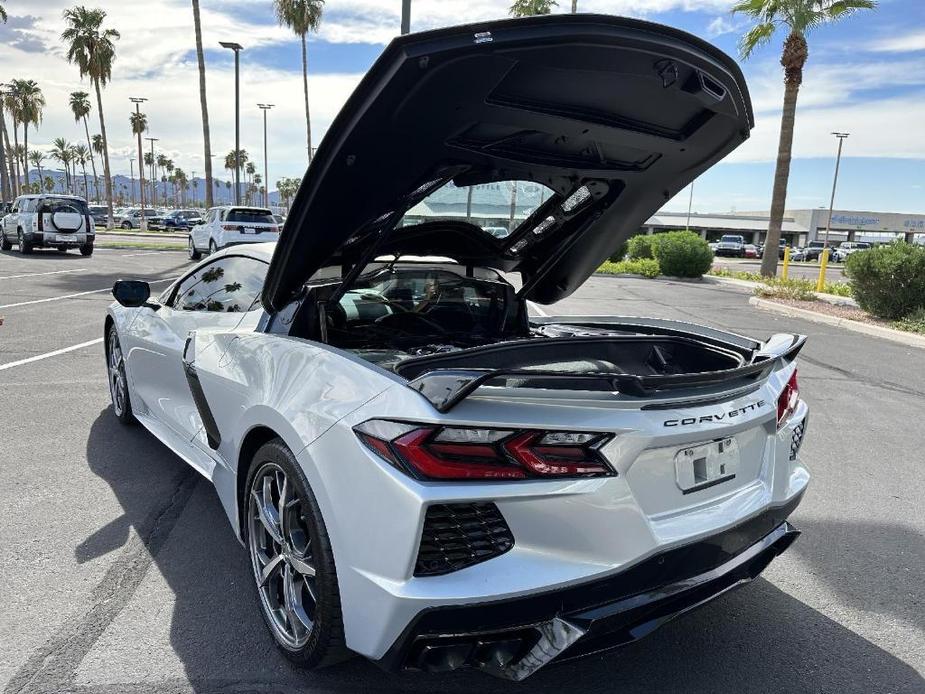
<box><xmin>88</xmin><ymin>204</ymin><xmax>109</xmax><ymax>227</ymax></box>
<box><xmin>161</xmin><ymin>209</ymin><xmax>204</xmax><ymax>230</ymax></box>
<box><xmin>802</xmin><ymin>241</ymin><xmax>835</xmax><ymax>262</ymax></box>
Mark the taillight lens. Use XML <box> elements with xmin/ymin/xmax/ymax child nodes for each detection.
<box><xmin>354</xmin><ymin>420</ymin><xmax>613</xmax><ymax>481</ymax></box>
<box><xmin>777</xmin><ymin>369</ymin><xmax>799</xmax><ymax>429</ymax></box>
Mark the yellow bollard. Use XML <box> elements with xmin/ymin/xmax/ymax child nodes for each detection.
<box><xmin>816</xmin><ymin>249</ymin><xmax>829</xmax><ymax>293</ymax></box>
<box><xmin>782</xmin><ymin>246</ymin><xmax>790</xmax><ymax>280</ymax></box>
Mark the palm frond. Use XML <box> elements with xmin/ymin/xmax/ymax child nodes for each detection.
<box><xmin>739</xmin><ymin>21</ymin><xmax>777</xmax><ymax>58</ymax></box>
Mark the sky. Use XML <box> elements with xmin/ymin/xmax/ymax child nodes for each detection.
<box><xmin>0</xmin><ymin>0</ymin><xmax>923</xmax><ymax>213</ymax></box>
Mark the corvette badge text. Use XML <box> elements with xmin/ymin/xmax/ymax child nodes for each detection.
<box><xmin>664</xmin><ymin>400</ymin><xmax>767</xmax><ymax>427</ymax></box>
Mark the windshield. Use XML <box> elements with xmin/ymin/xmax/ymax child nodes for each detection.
<box><xmin>329</xmin><ymin>268</ymin><xmax>511</xmax><ymax>349</ymax></box>
<box><xmin>720</xmin><ymin>235</ymin><xmax>743</xmax><ymax>243</ymax></box>
<box><xmin>401</xmin><ymin>180</ymin><xmax>554</xmax><ymax>238</ymax></box>
<box><xmin>227</xmin><ymin>209</ymin><xmax>274</xmax><ymax>224</ymax></box>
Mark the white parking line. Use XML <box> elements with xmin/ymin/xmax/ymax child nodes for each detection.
<box><xmin>527</xmin><ymin>300</ymin><xmax>549</xmax><ymax>317</ymax></box>
<box><xmin>0</xmin><ymin>268</ymin><xmax>87</xmax><ymax>280</ymax></box>
<box><xmin>0</xmin><ymin>337</ymin><xmax>103</xmax><ymax>371</ymax></box>
<box><xmin>0</xmin><ymin>278</ymin><xmax>173</xmax><ymax>310</ymax></box>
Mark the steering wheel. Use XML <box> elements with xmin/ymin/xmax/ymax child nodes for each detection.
<box><xmin>374</xmin><ymin>310</ymin><xmax>446</xmax><ymax>334</ymax></box>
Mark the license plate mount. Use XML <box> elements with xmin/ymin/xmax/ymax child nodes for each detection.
<box><xmin>243</xmin><ymin>227</ymin><xmax>256</xmax><ymax>234</ymax></box>
<box><xmin>674</xmin><ymin>437</ymin><xmax>739</xmax><ymax>494</ymax></box>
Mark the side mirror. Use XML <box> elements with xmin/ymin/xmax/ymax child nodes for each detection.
<box><xmin>112</xmin><ymin>280</ymin><xmax>151</xmax><ymax>308</ymax></box>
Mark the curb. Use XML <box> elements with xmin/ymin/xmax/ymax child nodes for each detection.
<box><xmin>748</xmin><ymin>296</ymin><xmax>925</xmax><ymax>350</ymax></box>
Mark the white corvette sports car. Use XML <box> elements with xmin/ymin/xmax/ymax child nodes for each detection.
<box><xmin>104</xmin><ymin>15</ymin><xmax>810</xmax><ymax>681</ymax></box>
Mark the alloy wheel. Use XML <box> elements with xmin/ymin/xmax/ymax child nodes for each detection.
<box><xmin>108</xmin><ymin>331</ymin><xmax>127</xmax><ymax>416</ymax></box>
<box><xmin>248</xmin><ymin>463</ymin><xmax>318</xmax><ymax>649</ymax></box>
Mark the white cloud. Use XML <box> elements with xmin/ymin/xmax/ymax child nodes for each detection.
<box><xmin>867</xmin><ymin>30</ymin><xmax>925</xmax><ymax>53</ymax></box>
<box><xmin>706</xmin><ymin>15</ymin><xmax>741</xmax><ymax>37</ymax></box>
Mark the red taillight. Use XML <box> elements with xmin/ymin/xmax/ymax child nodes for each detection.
<box><xmin>354</xmin><ymin>421</ymin><xmax>613</xmax><ymax>481</ymax></box>
<box><xmin>777</xmin><ymin>369</ymin><xmax>799</xmax><ymax>428</ymax></box>
<box><xmin>221</xmin><ymin>223</ymin><xmax>238</xmax><ymax>231</ymax></box>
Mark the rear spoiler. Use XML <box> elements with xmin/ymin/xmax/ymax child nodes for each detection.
<box><xmin>408</xmin><ymin>333</ymin><xmax>806</xmax><ymax>413</ymax></box>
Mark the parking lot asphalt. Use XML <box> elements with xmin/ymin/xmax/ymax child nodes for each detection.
<box><xmin>1</xmin><ymin>247</ymin><xmax>922</xmax><ymax>694</ymax></box>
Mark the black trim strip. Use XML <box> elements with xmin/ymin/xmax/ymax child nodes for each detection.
<box><xmin>182</xmin><ymin>336</ymin><xmax>222</xmax><ymax>450</ymax></box>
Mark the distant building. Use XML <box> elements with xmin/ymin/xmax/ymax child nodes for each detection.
<box><xmin>644</xmin><ymin>209</ymin><xmax>925</xmax><ymax>247</ymax></box>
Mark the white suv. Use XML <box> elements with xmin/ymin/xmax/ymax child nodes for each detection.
<box><xmin>188</xmin><ymin>206</ymin><xmax>280</xmax><ymax>260</ymax></box>
<box><xmin>1</xmin><ymin>194</ymin><xmax>95</xmax><ymax>256</ymax></box>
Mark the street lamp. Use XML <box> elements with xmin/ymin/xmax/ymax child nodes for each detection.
<box><xmin>823</xmin><ymin>132</ymin><xmax>849</xmax><ymax>247</ymax></box>
<box><xmin>257</xmin><ymin>103</ymin><xmax>274</xmax><ymax>208</ymax></box>
<box><xmin>220</xmin><ymin>41</ymin><xmax>244</xmax><ymax>205</ymax></box>
<box><xmin>130</xmin><ymin>97</ymin><xmax>147</xmax><ymax>228</ymax></box>
<box><xmin>401</xmin><ymin>0</ymin><xmax>411</xmax><ymax>34</ymax></box>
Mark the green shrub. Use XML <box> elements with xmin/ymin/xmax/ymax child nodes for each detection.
<box><xmin>654</xmin><ymin>230</ymin><xmax>714</xmax><ymax>278</ymax></box>
<box><xmin>626</xmin><ymin>234</ymin><xmax>660</xmax><ymax>260</ymax></box>
<box><xmin>598</xmin><ymin>258</ymin><xmax>660</xmax><ymax>278</ymax></box>
<box><xmin>754</xmin><ymin>277</ymin><xmax>817</xmax><ymax>301</ymax></box>
<box><xmin>820</xmin><ymin>281</ymin><xmax>853</xmax><ymax>297</ymax></box>
<box><xmin>893</xmin><ymin>307</ymin><xmax>925</xmax><ymax>335</ymax></box>
<box><xmin>708</xmin><ymin>267</ymin><xmax>764</xmax><ymax>282</ymax></box>
<box><xmin>845</xmin><ymin>243</ymin><xmax>925</xmax><ymax>319</ymax></box>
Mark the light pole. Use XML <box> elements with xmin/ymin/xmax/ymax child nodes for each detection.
<box><xmin>401</xmin><ymin>0</ymin><xmax>411</xmax><ymax>34</ymax></box>
<box><xmin>128</xmin><ymin>158</ymin><xmax>135</xmax><ymax>206</ymax></box>
<box><xmin>823</xmin><ymin>132</ymin><xmax>849</xmax><ymax>247</ymax></box>
<box><xmin>685</xmin><ymin>180</ymin><xmax>695</xmax><ymax>233</ymax></box>
<box><xmin>220</xmin><ymin>41</ymin><xmax>244</xmax><ymax>205</ymax></box>
<box><xmin>257</xmin><ymin>103</ymin><xmax>274</xmax><ymax>208</ymax></box>
<box><xmin>130</xmin><ymin>97</ymin><xmax>148</xmax><ymax>229</ymax></box>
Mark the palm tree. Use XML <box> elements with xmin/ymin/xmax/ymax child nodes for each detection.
<box><xmin>2</xmin><ymin>88</ymin><xmax>20</xmax><ymax>192</ymax></box>
<box><xmin>225</xmin><ymin>180</ymin><xmax>231</xmax><ymax>204</ymax></box>
<box><xmin>734</xmin><ymin>0</ymin><xmax>876</xmax><ymax>276</ymax></box>
<box><xmin>29</xmin><ymin>150</ymin><xmax>44</xmax><ymax>185</ymax></box>
<box><xmin>10</xmin><ymin>144</ymin><xmax>25</xmax><ymax>187</ymax></box>
<box><xmin>50</xmin><ymin>138</ymin><xmax>72</xmax><ymax>193</ymax></box>
<box><xmin>156</xmin><ymin>153</ymin><xmax>169</xmax><ymax>206</ymax></box>
<box><xmin>273</xmin><ymin>0</ymin><xmax>323</xmax><ymax>163</ymax></box>
<box><xmin>43</xmin><ymin>175</ymin><xmax>55</xmax><ymax>193</ymax></box>
<box><xmin>191</xmin><ymin>0</ymin><xmax>214</xmax><ymax>207</ymax></box>
<box><xmin>74</xmin><ymin>143</ymin><xmax>91</xmax><ymax>200</ymax></box>
<box><xmin>69</xmin><ymin>90</ymin><xmax>100</xmax><ymax>202</ymax></box>
<box><xmin>225</xmin><ymin>149</ymin><xmax>248</xmax><ymax>201</ymax></box>
<box><xmin>245</xmin><ymin>161</ymin><xmax>256</xmax><ymax>203</ymax></box>
<box><xmin>164</xmin><ymin>158</ymin><xmax>174</xmax><ymax>204</ymax></box>
<box><xmin>130</xmin><ymin>110</ymin><xmax>148</xmax><ymax>222</ymax></box>
<box><xmin>91</xmin><ymin>132</ymin><xmax>103</xmax><ymax>198</ymax></box>
<box><xmin>509</xmin><ymin>0</ymin><xmax>557</xmax><ymax>16</ymax></box>
<box><xmin>62</xmin><ymin>5</ymin><xmax>121</xmax><ymax>228</ymax></box>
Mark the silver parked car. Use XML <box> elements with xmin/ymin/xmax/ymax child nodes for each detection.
<box><xmin>1</xmin><ymin>194</ymin><xmax>95</xmax><ymax>255</ymax></box>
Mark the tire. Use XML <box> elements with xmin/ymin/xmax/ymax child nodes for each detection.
<box><xmin>0</xmin><ymin>233</ymin><xmax>11</xmax><ymax>251</ymax></box>
<box><xmin>106</xmin><ymin>326</ymin><xmax>136</xmax><ymax>425</ymax></box>
<box><xmin>121</xmin><ymin>221</ymin><xmax>132</xmax><ymax>229</ymax></box>
<box><xmin>188</xmin><ymin>236</ymin><xmax>201</xmax><ymax>261</ymax></box>
<box><xmin>209</xmin><ymin>239</ymin><xmax>218</xmax><ymax>255</ymax></box>
<box><xmin>79</xmin><ymin>244</ymin><xmax>94</xmax><ymax>257</ymax></box>
<box><xmin>245</xmin><ymin>440</ymin><xmax>348</xmax><ymax>669</ymax></box>
<box><xmin>17</xmin><ymin>230</ymin><xmax>32</xmax><ymax>254</ymax></box>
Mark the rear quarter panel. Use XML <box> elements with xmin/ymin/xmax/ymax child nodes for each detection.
<box><xmin>189</xmin><ymin>330</ymin><xmax>403</xmax><ymax>534</ymax></box>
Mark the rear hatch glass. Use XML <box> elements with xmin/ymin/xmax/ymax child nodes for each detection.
<box><xmin>228</xmin><ymin>209</ymin><xmax>275</xmax><ymax>224</ymax></box>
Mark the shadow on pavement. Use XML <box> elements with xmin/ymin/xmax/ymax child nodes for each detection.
<box><xmin>78</xmin><ymin>409</ymin><xmax>923</xmax><ymax>694</ymax></box>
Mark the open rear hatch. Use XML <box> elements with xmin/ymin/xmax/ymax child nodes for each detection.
<box><xmin>262</xmin><ymin>13</ymin><xmax>754</xmax><ymax>312</ymax></box>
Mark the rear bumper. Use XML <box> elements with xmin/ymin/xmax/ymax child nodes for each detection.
<box><xmin>376</xmin><ymin>492</ymin><xmax>803</xmax><ymax>680</ymax></box>
<box><xmin>28</xmin><ymin>232</ymin><xmax>93</xmax><ymax>247</ymax></box>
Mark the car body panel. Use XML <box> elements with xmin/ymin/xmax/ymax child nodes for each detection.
<box><xmin>263</xmin><ymin>13</ymin><xmax>754</xmax><ymax>310</ymax></box>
